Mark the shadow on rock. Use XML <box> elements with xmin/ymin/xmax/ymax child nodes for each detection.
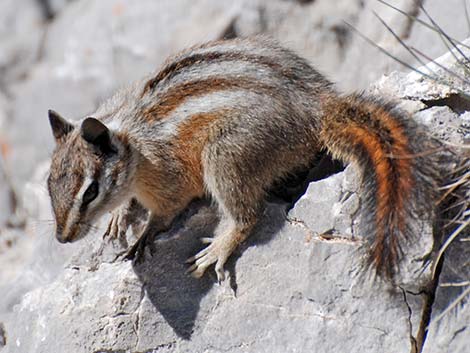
<box><xmin>131</xmin><ymin>197</ymin><xmax>290</xmax><ymax>339</ymax></box>
<box><xmin>131</xmin><ymin>200</ymin><xmax>216</xmax><ymax>339</ymax></box>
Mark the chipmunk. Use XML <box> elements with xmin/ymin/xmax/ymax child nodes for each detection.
<box><xmin>47</xmin><ymin>37</ymin><xmax>438</xmax><ymax>281</ymax></box>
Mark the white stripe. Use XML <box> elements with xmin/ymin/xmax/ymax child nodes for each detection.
<box><xmin>148</xmin><ymin>90</ymin><xmax>274</xmax><ymax>140</ymax></box>
<box><xmin>62</xmin><ymin>175</ymin><xmax>106</xmax><ymax>239</ymax></box>
<box><xmin>62</xmin><ymin>176</ymin><xmax>92</xmax><ymax>238</ymax></box>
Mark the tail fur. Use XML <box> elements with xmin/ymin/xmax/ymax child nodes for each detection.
<box><xmin>319</xmin><ymin>93</ymin><xmax>439</xmax><ymax>278</ymax></box>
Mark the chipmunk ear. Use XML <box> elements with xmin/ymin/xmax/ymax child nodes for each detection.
<box><xmin>81</xmin><ymin>117</ymin><xmax>117</xmax><ymax>155</ymax></box>
<box><xmin>48</xmin><ymin>110</ymin><xmax>74</xmax><ymax>142</ymax></box>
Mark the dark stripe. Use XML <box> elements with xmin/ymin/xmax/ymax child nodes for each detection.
<box><xmin>143</xmin><ymin>77</ymin><xmax>277</xmax><ymax>121</ymax></box>
<box><xmin>142</xmin><ymin>51</ymin><xmax>299</xmax><ymax>95</ymax></box>
<box><xmin>78</xmin><ymin>162</ymin><xmax>103</xmax><ymax>214</ymax></box>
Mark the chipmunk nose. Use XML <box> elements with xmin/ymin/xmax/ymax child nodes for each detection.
<box><xmin>55</xmin><ymin>232</ymin><xmax>70</xmax><ymax>243</ymax></box>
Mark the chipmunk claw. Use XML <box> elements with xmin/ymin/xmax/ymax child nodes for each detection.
<box><xmin>186</xmin><ymin>263</ymin><xmax>198</xmax><ymax>274</ymax></box>
<box><xmin>103</xmin><ymin>212</ymin><xmax>125</xmax><ymax>240</ymax></box>
<box><xmin>200</xmin><ymin>237</ymin><xmax>214</xmax><ymax>244</ymax></box>
<box><xmin>186</xmin><ymin>250</ymin><xmax>215</xmax><ymax>278</ymax></box>
<box><xmin>215</xmin><ymin>262</ymin><xmax>226</xmax><ymax>283</ymax></box>
<box><xmin>186</xmin><ymin>263</ymin><xmax>205</xmax><ymax>278</ymax></box>
<box><xmin>186</xmin><ymin>245</ymin><xmax>210</xmax><ymax>263</ymax></box>
<box><xmin>124</xmin><ymin>228</ymin><xmax>151</xmax><ymax>261</ymax></box>
<box><xmin>103</xmin><ymin>204</ymin><xmax>134</xmax><ymax>249</ymax></box>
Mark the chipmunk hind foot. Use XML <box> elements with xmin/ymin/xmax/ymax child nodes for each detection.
<box><xmin>187</xmin><ymin>230</ymin><xmax>242</xmax><ymax>283</ymax></box>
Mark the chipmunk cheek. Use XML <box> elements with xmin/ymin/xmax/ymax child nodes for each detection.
<box><xmin>66</xmin><ymin>222</ymin><xmax>90</xmax><ymax>242</ymax></box>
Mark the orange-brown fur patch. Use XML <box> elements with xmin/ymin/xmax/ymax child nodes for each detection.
<box><xmin>352</xmin><ymin>103</ymin><xmax>414</xmax><ymax>271</ymax></box>
<box><xmin>368</xmin><ymin>104</ymin><xmax>414</xmax><ymax>226</ymax></box>
<box><xmin>174</xmin><ymin>111</ymin><xmax>223</xmax><ymax>193</ymax></box>
<box><xmin>134</xmin><ymin>158</ymin><xmax>190</xmax><ymax>217</ymax></box>
<box><xmin>347</xmin><ymin>125</ymin><xmax>392</xmax><ymax>253</ymax></box>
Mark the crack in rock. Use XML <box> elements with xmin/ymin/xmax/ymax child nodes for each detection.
<box><xmin>421</xmin><ymin>94</ymin><xmax>470</xmax><ymax>114</ymax></box>
<box><xmin>400</xmin><ymin>287</ymin><xmax>418</xmax><ymax>353</ymax></box>
<box><xmin>286</xmin><ymin>216</ymin><xmax>361</xmax><ymax>244</ymax></box>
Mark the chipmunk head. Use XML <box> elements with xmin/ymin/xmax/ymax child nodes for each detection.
<box><xmin>47</xmin><ymin>110</ymin><xmax>135</xmax><ymax>243</ymax></box>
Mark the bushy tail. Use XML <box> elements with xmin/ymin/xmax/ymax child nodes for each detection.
<box><xmin>319</xmin><ymin>93</ymin><xmax>439</xmax><ymax>278</ymax></box>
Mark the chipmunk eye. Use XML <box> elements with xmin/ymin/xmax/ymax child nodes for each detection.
<box><xmin>82</xmin><ymin>181</ymin><xmax>99</xmax><ymax>206</ymax></box>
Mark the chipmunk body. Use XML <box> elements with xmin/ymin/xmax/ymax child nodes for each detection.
<box><xmin>47</xmin><ymin>37</ymin><xmax>437</xmax><ymax>280</ymax></box>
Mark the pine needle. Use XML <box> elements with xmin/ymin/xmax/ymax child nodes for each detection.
<box><xmin>378</xmin><ymin>0</ymin><xmax>470</xmax><ymax>50</ymax></box>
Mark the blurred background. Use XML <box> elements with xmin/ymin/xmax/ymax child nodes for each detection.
<box><xmin>0</xmin><ymin>0</ymin><xmax>469</xmax><ymax>320</ymax></box>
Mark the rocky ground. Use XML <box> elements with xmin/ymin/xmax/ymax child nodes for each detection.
<box><xmin>0</xmin><ymin>0</ymin><xmax>469</xmax><ymax>352</ymax></box>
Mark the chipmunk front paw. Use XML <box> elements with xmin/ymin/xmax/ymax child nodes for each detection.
<box><xmin>104</xmin><ymin>209</ymin><xmax>128</xmax><ymax>241</ymax></box>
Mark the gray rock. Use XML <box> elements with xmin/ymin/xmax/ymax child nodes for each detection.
<box><xmin>1</xmin><ymin>200</ymin><xmax>426</xmax><ymax>353</ymax></box>
<box><xmin>424</xmin><ymin>235</ymin><xmax>470</xmax><ymax>353</ymax></box>
<box><xmin>289</xmin><ymin>165</ymin><xmax>361</xmax><ymax>241</ymax></box>
<box><xmin>289</xmin><ymin>171</ymin><xmax>345</xmax><ymax>235</ymax></box>
<box><xmin>425</xmin><ymin>288</ymin><xmax>470</xmax><ymax>353</ymax></box>
<box><xmin>0</xmin><ymin>0</ymin><xmax>45</xmax><ymax>85</ymax></box>
<box><xmin>0</xmin><ymin>154</ymin><xmax>435</xmax><ymax>353</ymax></box>
<box><xmin>414</xmin><ymin>106</ymin><xmax>462</xmax><ymax>142</ymax></box>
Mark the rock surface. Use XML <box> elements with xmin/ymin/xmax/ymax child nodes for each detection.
<box><xmin>1</xmin><ymin>170</ymin><xmax>428</xmax><ymax>353</ymax></box>
<box><xmin>0</xmin><ymin>1</ymin><xmax>469</xmax><ymax>353</ymax></box>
